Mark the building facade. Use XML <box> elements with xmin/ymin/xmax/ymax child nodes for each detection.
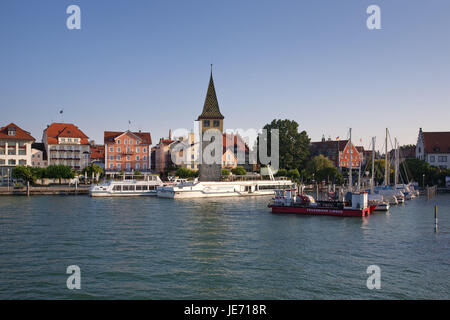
<box><xmin>416</xmin><ymin>128</ymin><xmax>450</xmax><ymax>169</ymax></box>
<box><xmin>104</xmin><ymin>130</ymin><xmax>151</xmax><ymax>172</ymax></box>
<box><xmin>43</xmin><ymin>123</ymin><xmax>90</xmax><ymax>171</ymax></box>
<box><xmin>310</xmin><ymin>137</ymin><xmax>362</xmax><ymax>169</ymax></box>
<box><xmin>31</xmin><ymin>142</ymin><xmax>48</xmax><ymax>168</ymax></box>
<box><xmin>90</xmin><ymin>144</ymin><xmax>105</xmax><ymax>169</ymax></box>
<box><xmin>0</xmin><ymin>123</ymin><xmax>35</xmax><ymax>167</ymax></box>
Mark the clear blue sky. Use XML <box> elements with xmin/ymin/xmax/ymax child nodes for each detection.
<box><xmin>1</xmin><ymin>0</ymin><xmax>449</xmax><ymax>150</ymax></box>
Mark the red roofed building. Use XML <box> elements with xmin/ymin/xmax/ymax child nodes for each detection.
<box><xmin>104</xmin><ymin>130</ymin><xmax>152</xmax><ymax>172</ymax></box>
<box><xmin>90</xmin><ymin>144</ymin><xmax>105</xmax><ymax>169</ymax></box>
<box><xmin>43</xmin><ymin>123</ymin><xmax>90</xmax><ymax>171</ymax></box>
<box><xmin>0</xmin><ymin>123</ymin><xmax>35</xmax><ymax>168</ymax></box>
<box><xmin>310</xmin><ymin>137</ymin><xmax>363</xmax><ymax>168</ymax></box>
<box><xmin>416</xmin><ymin>128</ymin><xmax>450</xmax><ymax>168</ymax></box>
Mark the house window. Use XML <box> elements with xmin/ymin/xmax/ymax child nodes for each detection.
<box><xmin>438</xmin><ymin>156</ymin><xmax>447</xmax><ymax>162</ymax></box>
<box><xmin>126</xmin><ymin>163</ymin><xmax>131</xmax><ymax>170</ymax></box>
<box><xmin>143</xmin><ymin>156</ymin><xmax>147</xmax><ymax>161</ymax></box>
<box><xmin>117</xmin><ymin>163</ymin><xmax>121</xmax><ymax>169</ymax></box>
<box><xmin>8</xmin><ymin>159</ymin><xmax>16</xmax><ymax>165</ymax></box>
<box><xmin>117</xmin><ymin>140</ymin><xmax>121</xmax><ymax>144</ymax></box>
<box><xmin>124</xmin><ymin>139</ymin><xmax>128</xmax><ymax>145</ymax></box>
<box><xmin>143</xmin><ymin>148</ymin><xmax>147</xmax><ymax>153</ymax></box>
<box><xmin>136</xmin><ymin>155</ymin><xmax>140</xmax><ymax>161</ymax></box>
<box><xmin>110</xmin><ymin>156</ymin><xmax>114</xmax><ymax>161</ymax></box>
<box><xmin>117</xmin><ymin>155</ymin><xmax>121</xmax><ymax>160</ymax></box>
<box><xmin>109</xmin><ymin>147</ymin><xmax>113</xmax><ymax>152</ymax></box>
<box><xmin>8</xmin><ymin>129</ymin><xmax>16</xmax><ymax>136</ymax></box>
<box><xmin>213</xmin><ymin>120</ymin><xmax>220</xmax><ymax>127</ymax></box>
<box><xmin>126</xmin><ymin>155</ymin><xmax>130</xmax><ymax>161</ymax></box>
<box><xmin>143</xmin><ymin>163</ymin><xmax>147</xmax><ymax>169</ymax></box>
<box><xmin>136</xmin><ymin>163</ymin><xmax>140</xmax><ymax>169</ymax></box>
<box><xmin>136</xmin><ymin>147</ymin><xmax>140</xmax><ymax>153</ymax></box>
<box><xmin>129</xmin><ymin>140</ymin><xmax>133</xmax><ymax>145</ymax></box>
<box><xmin>117</xmin><ymin>147</ymin><xmax>121</xmax><ymax>152</ymax></box>
<box><xmin>430</xmin><ymin>156</ymin><xmax>435</xmax><ymax>162</ymax></box>
<box><xmin>110</xmin><ymin>164</ymin><xmax>113</xmax><ymax>169</ymax></box>
<box><xmin>203</xmin><ymin>120</ymin><xmax>210</xmax><ymax>127</ymax></box>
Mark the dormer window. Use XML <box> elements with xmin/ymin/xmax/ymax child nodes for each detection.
<box><xmin>8</xmin><ymin>127</ymin><xmax>16</xmax><ymax>136</ymax></box>
<box><xmin>203</xmin><ymin>120</ymin><xmax>210</xmax><ymax>127</ymax></box>
<box><xmin>433</xmin><ymin>146</ymin><xmax>440</xmax><ymax>152</ymax></box>
<box><xmin>213</xmin><ymin>120</ymin><xmax>220</xmax><ymax>127</ymax></box>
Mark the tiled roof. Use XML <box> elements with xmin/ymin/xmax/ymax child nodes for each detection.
<box><xmin>104</xmin><ymin>131</ymin><xmax>152</xmax><ymax>145</ymax></box>
<box><xmin>0</xmin><ymin>123</ymin><xmax>35</xmax><ymax>141</ymax></box>
<box><xmin>90</xmin><ymin>144</ymin><xmax>105</xmax><ymax>160</ymax></box>
<box><xmin>197</xmin><ymin>71</ymin><xmax>224</xmax><ymax>120</ymax></box>
<box><xmin>422</xmin><ymin>131</ymin><xmax>450</xmax><ymax>154</ymax></box>
<box><xmin>45</xmin><ymin>123</ymin><xmax>89</xmax><ymax>145</ymax></box>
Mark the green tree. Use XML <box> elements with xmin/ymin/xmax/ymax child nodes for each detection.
<box><xmin>45</xmin><ymin>165</ymin><xmax>75</xmax><ymax>183</ymax></box>
<box><xmin>287</xmin><ymin>168</ymin><xmax>300</xmax><ymax>180</ymax></box>
<box><xmin>259</xmin><ymin>119</ymin><xmax>310</xmax><ymax>170</ymax></box>
<box><xmin>82</xmin><ymin>164</ymin><xmax>103</xmax><ymax>177</ymax></box>
<box><xmin>275</xmin><ymin>168</ymin><xmax>287</xmax><ymax>177</ymax></box>
<box><xmin>12</xmin><ymin>166</ymin><xmax>35</xmax><ymax>183</ymax></box>
<box><xmin>222</xmin><ymin>169</ymin><xmax>230</xmax><ymax>176</ymax></box>
<box><xmin>306</xmin><ymin>155</ymin><xmax>343</xmax><ymax>184</ymax></box>
<box><xmin>175</xmin><ymin>167</ymin><xmax>198</xmax><ymax>179</ymax></box>
<box><xmin>231</xmin><ymin>166</ymin><xmax>247</xmax><ymax>175</ymax></box>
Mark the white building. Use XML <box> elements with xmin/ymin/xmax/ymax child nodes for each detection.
<box><xmin>43</xmin><ymin>123</ymin><xmax>90</xmax><ymax>171</ymax></box>
<box><xmin>0</xmin><ymin>123</ymin><xmax>35</xmax><ymax>167</ymax></box>
<box><xmin>416</xmin><ymin>128</ymin><xmax>450</xmax><ymax>169</ymax></box>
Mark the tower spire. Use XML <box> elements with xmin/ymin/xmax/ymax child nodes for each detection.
<box><xmin>197</xmin><ymin>68</ymin><xmax>224</xmax><ymax>120</ymax></box>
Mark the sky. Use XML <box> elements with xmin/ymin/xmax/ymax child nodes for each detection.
<box><xmin>1</xmin><ymin>0</ymin><xmax>449</xmax><ymax>151</ymax></box>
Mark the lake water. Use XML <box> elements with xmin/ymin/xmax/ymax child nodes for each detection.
<box><xmin>0</xmin><ymin>194</ymin><xmax>449</xmax><ymax>299</ymax></box>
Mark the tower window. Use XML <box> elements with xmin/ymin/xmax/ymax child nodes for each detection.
<box><xmin>213</xmin><ymin>120</ymin><xmax>220</xmax><ymax>127</ymax></box>
<box><xmin>203</xmin><ymin>120</ymin><xmax>210</xmax><ymax>127</ymax></box>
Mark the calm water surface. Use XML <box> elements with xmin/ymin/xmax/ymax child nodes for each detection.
<box><xmin>0</xmin><ymin>194</ymin><xmax>449</xmax><ymax>299</ymax></box>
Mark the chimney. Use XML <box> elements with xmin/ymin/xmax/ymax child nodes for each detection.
<box><xmin>169</xmin><ymin>129</ymin><xmax>172</xmax><ymax>140</ymax></box>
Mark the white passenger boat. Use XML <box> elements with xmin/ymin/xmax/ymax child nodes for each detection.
<box><xmin>157</xmin><ymin>179</ymin><xmax>293</xmax><ymax>199</ymax></box>
<box><xmin>90</xmin><ymin>175</ymin><xmax>163</xmax><ymax>197</ymax></box>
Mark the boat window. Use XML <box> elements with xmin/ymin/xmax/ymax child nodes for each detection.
<box><xmin>136</xmin><ymin>185</ymin><xmax>143</xmax><ymax>191</ymax></box>
<box><xmin>143</xmin><ymin>185</ymin><xmax>149</xmax><ymax>191</ymax></box>
<box><xmin>113</xmin><ymin>185</ymin><xmax>121</xmax><ymax>191</ymax></box>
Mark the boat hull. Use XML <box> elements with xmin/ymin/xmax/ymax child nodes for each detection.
<box><xmin>90</xmin><ymin>191</ymin><xmax>157</xmax><ymax>197</ymax></box>
<box><xmin>269</xmin><ymin>205</ymin><xmax>372</xmax><ymax>217</ymax></box>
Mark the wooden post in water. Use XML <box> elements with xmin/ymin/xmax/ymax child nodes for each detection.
<box><xmin>27</xmin><ymin>181</ymin><xmax>30</xmax><ymax>197</ymax></box>
<box><xmin>435</xmin><ymin>205</ymin><xmax>438</xmax><ymax>232</ymax></box>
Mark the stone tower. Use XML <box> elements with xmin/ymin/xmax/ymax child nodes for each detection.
<box><xmin>197</xmin><ymin>68</ymin><xmax>224</xmax><ymax>181</ymax></box>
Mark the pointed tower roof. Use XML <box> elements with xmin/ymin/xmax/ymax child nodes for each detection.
<box><xmin>197</xmin><ymin>67</ymin><xmax>224</xmax><ymax>120</ymax></box>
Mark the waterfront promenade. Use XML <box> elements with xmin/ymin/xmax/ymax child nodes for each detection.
<box><xmin>0</xmin><ymin>185</ymin><xmax>90</xmax><ymax>196</ymax></box>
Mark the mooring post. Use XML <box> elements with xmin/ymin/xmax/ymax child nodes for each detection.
<box><xmin>435</xmin><ymin>205</ymin><xmax>438</xmax><ymax>232</ymax></box>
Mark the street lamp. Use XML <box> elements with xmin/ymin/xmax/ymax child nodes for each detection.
<box><xmin>7</xmin><ymin>168</ymin><xmax>10</xmax><ymax>191</ymax></box>
<box><xmin>422</xmin><ymin>174</ymin><xmax>425</xmax><ymax>188</ymax></box>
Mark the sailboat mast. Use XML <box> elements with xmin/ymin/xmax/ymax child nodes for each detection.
<box><xmin>371</xmin><ymin>136</ymin><xmax>375</xmax><ymax>193</ymax></box>
<box><xmin>349</xmin><ymin>128</ymin><xmax>352</xmax><ymax>192</ymax></box>
<box><xmin>394</xmin><ymin>138</ymin><xmax>399</xmax><ymax>185</ymax></box>
<box><xmin>385</xmin><ymin>128</ymin><xmax>388</xmax><ymax>186</ymax></box>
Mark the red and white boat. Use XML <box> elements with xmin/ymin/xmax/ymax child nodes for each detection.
<box><xmin>268</xmin><ymin>188</ymin><xmax>375</xmax><ymax>217</ymax></box>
